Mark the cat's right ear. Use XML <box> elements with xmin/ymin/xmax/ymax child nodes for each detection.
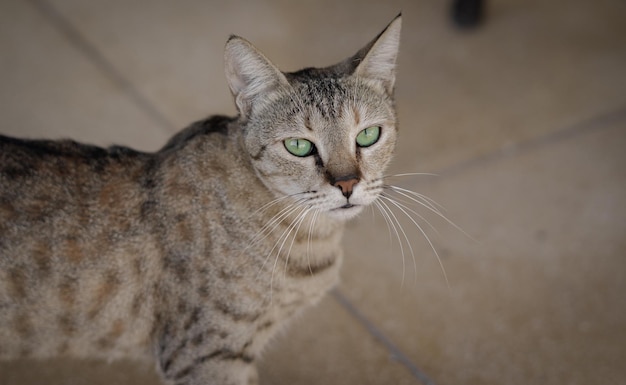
<box><xmin>224</xmin><ymin>36</ymin><xmax>290</xmax><ymax>120</ymax></box>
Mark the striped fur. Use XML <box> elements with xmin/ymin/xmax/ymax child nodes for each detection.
<box><xmin>0</xmin><ymin>15</ymin><xmax>401</xmax><ymax>384</ymax></box>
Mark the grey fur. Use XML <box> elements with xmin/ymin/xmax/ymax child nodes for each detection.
<box><xmin>0</xmin><ymin>15</ymin><xmax>402</xmax><ymax>385</ymax></box>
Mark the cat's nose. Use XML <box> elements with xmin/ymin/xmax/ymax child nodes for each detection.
<box><xmin>333</xmin><ymin>176</ymin><xmax>359</xmax><ymax>199</ymax></box>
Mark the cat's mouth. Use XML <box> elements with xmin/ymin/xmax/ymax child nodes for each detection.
<box><xmin>334</xmin><ymin>203</ymin><xmax>358</xmax><ymax>210</ymax></box>
<box><xmin>328</xmin><ymin>203</ymin><xmax>364</xmax><ymax>220</ymax></box>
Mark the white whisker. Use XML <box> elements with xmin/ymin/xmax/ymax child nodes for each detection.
<box><xmin>380</xmin><ymin>195</ymin><xmax>450</xmax><ymax>290</ymax></box>
<box><xmin>270</xmin><ymin>205</ymin><xmax>309</xmax><ymax>300</ymax></box>
<box><xmin>306</xmin><ymin>208</ymin><xmax>321</xmax><ymax>276</ymax></box>
<box><xmin>369</xmin><ymin>202</ymin><xmax>376</xmax><ymax>223</ymax></box>
<box><xmin>373</xmin><ymin>200</ymin><xmax>394</xmax><ymax>247</ymax></box>
<box><xmin>377</xmin><ymin>197</ymin><xmax>417</xmax><ymax>288</ymax></box>
<box><xmin>374</xmin><ymin>199</ymin><xmax>408</xmax><ymax>288</ymax></box>
<box><xmin>383</xmin><ymin>172</ymin><xmax>439</xmax><ymax>178</ymax></box>
<box><xmin>283</xmin><ymin>206</ymin><xmax>314</xmax><ymax>280</ymax></box>
<box><xmin>385</xmin><ymin>185</ymin><xmax>444</xmax><ymax>215</ymax></box>
<box><xmin>249</xmin><ymin>194</ymin><xmax>298</xmax><ymax>217</ymax></box>
<box><xmin>386</xmin><ymin>185</ymin><xmax>475</xmax><ymax>241</ymax></box>
<box><xmin>381</xmin><ymin>193</ymin><xmax>440</xmax><ymax>235</ymax></box>
<box><xmin>245</xmin><ymin>200</ymin><xmax>306</xmax><ymax>258</ymax></box>
<box><xmin>256</xmin><ymin>203</ymin><xmax>306</xmax><ymax>278</ymax></box>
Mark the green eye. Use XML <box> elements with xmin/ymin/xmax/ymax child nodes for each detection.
<box><xmin>356</xmin><ymin>126</ymin><xmax>381</xmax><ymax>147</ymax></box>
<box><xmin>284</xmin><ymin>138</ymin><xmax>314</xmax><ymax>157</ymax></box>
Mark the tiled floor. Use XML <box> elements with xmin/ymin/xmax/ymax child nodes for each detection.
<box><xmin>1</xmin><ymin>0</ymin><xmax>625</xmax><ymax>384</ymax></box>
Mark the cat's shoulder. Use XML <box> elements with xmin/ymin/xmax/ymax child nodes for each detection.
<box><xmin>159</xmin><ymin>115</ymin><xmax>236</xmax><ymax>153</ymax></box>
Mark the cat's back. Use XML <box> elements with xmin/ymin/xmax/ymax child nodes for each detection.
<box><xmin>0</xmin><ymin>116</ymin><xmax>254</xmax><ymax>360</ymax></box>
<box><xmin>0</xmin><ymin>115</ymin><xmax>237</xmax><ymax>212</ymax></box>
<box><xmin>0</xmin><ymin>134</ymin><xmax>160</xmax><ymax>359</ymax></box>
<box><xmin>0</xmin><ymin>134</ymin><xmax>153</xmax><ymax>247</ymax></box>
<box><xmin>0</xmin><ymin>134</ymin><xmax>150</xmax><ymax>199</ymax></box>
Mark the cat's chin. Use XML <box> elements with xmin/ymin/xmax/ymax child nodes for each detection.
<box><xmin>327</xmin><ymin>204</ymin><xmax>365</xmax><ymax>221</ymax></box>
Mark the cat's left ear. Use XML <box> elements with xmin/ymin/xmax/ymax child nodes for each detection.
<box><xmin>351</xmin><ymin>14</ymin><xmax>402</xmax><ymax>94</ymax></box>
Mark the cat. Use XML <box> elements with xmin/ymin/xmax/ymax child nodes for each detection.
<box><xmin>0</xmin><ymin>14</ymin><xmax>401</xmax><ymax>385</ymax></box>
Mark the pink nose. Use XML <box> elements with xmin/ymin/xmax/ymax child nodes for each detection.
<box><xmin>333</xmin><ymin>178</ymin><xmax>359</xmax><ymax>198</ymax></box>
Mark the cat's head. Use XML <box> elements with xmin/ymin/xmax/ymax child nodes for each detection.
<box><xmin>224</xmin><ymin>15</ymin><xmax>401</xmax><ymax>221</ymax></box>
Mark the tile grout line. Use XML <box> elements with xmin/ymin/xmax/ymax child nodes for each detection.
<box><xmin>332</xmin><ymin>107</ymin><xmax>625</xmax><ymax>384</ymax></box>
<box><xmin>433</xmin><ymin>106</ymin><xmax>626</xmax><ymax>178</ymax></box>
<box><xmin>27</xmin><ymin>0</ymin><xmax>176</xmax><ymax>135</ymax></box>
<box><xmin>332</xmin><ymin>289</ymin><xmax>437</xmax><ymax>385</ymax></box>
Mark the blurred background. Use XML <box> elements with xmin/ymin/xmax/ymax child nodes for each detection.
<box><xmin>1</xmin><ymin>0</ymin><xmax>625</xmax><ymax>384</ymax></box>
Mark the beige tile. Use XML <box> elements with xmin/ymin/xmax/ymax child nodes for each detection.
<box><xmin>0</xmin><ymin>0</ymin><xmax>169</xmax><ymax>151</ymax></box>
<box><xmin>341</xmin><ymin>121</ymin><xmax>626</xmax><ymax>384</ymax></box>
<box><xmin>392</xmin><ymin>0</ymin><xmax>626</xmax><ymax>173</ymax></box>
<box><xmin>44</xmin><ymin>0</ymin><xmax>422</xmax><ymax>128</ymax></box>
<box><xmin>48</xmin><ymin>0</ymin><xmax>626</xmax><ymax>170</ymax></box>
<box><xmin>259</xmin><ymin>296</ymin><xmax>418</xmax><ymax>385</ymax></box>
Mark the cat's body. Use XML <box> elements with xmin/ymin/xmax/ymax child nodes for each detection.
<box><xmin>0</xmin><ymin>15</ymin><xmax>401</xmax><ymax>385</ymax></box>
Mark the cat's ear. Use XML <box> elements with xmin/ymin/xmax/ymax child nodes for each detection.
<box><xmin>351</xmin><ymin>14</ymin><xmax>402</xmax><ymax>94</ymax></box>
<box><xmin>224</xmin><ymin>36</ymin><xmax>290</xmax><ymax>119</ymax></box>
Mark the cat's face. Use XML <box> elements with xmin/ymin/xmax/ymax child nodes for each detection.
<box><xmin>225</xmin><ymin>16</ymin><xmax>401</xmax><ymax>221</ymax></box>
<box><xmin>242</xmin><ymin>77</ymin><xmax>396</xmax><ymax>220</ymax></box>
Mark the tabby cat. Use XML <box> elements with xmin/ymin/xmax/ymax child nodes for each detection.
<box><xmin>0</xmin><ymin>14</ymin><xmax>401</xmax><ymax>385</ymax></box>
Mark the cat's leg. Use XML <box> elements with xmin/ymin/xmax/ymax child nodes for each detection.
<box><xmin>158</xmin><ymin>346</ymin><xmax>259</xmax><ymax>385</ymax></box>
<box><xmin>160</xmin><ymin>358</ymin><xmax>259</xmax><ymax>385</ymax></box>
<box><xmin>155</xmin><ymin>323</ymin><xmax>260</xmax><ymax>385</ymax></box>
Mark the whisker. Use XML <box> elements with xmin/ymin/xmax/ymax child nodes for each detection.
<box><xmin>249</xmin><ymin>194</ymin><xmax>297</xmax><ymax>218</ymax></box>
<box><xmin>383</xmin><ymin>172</ymin><xmax>439</xmax><ymax>179</ymax></box>
<box><xmin>256</xmin><ymin>204</ymin><xmax>307</xmax><ymax>278</ymax></box>
<box><xmin>306</xmin><ymin>208</ymin><xmax>321</xmax><ymax>276</ymax></box>
<box><xmin>385</xmin><ymin>185</ymin><xmax>475</xmax><ymax>241</ymax></box>
<box><xmin>270</xmin><ymin>206</ymin><xmax>309</xmax><ymax>299</ymax></box>
<box><xmin>368</xmin><ymin>203</ymin><xmax>377</xmax><ymax>226</ymax></box>
<box><xmin>374</xmin><ymin>199</ymin><xmax>408</xmax><ymax>288</ymax></box>
<box><xmin>377</xmin><ymin>197</ymin><xmax>417</xmax><ymax>288</ymax></box>
<box><xmin>385</xmin><ymin>185</ymin><xmax>444</xmax><ymax>215</ymax></box>
<box><xmin>283</xmin><ymin>206</ymin><xmax>314</xmax><ymax>280</ymax></box>
<box><xmin>373</xmin><ymin>200</ymin><xmax>394</xmax><ymax>247</ymax></box>
<box><xmin>380</xmin><ymin>195</ymin><xmax>450</xmax><ymax>290</ymax></box>
<box><xmin>381</xmin><ymin>193</ymin><xmax>440</xmax><ymax>235</ymax></box>
<box><xmin>258</xmin><ymin>200</ymin><xmax>306</xmax><ymax>235</ymax></box>
<box><xmin>244</xmin><ymin>200</ymin><xmax>306</xmax><ymax>257</ymax></box>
